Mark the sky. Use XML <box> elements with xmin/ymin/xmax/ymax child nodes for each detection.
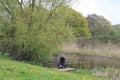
<box><xmin>71</xmin><ymin>0</ymin><xmax>120</xmax><ymax>25</ymax></box>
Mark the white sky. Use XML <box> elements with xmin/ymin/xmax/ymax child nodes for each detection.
<box><xmin>71</xmin><ymin>0</ymin><xmax>120</xmax><ymax>25</ymax></box>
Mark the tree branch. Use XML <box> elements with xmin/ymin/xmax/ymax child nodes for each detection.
<box><xmin>0</xmin><ymin>0</ymin><xmax>12</xmax><ymax>15</ymax></box>
<box><xmin>16</xmin><ymin>0</ymin><xmax>25</xmax><ymax>14</ymax></box>
<box><xmin>27</xmin><ymin>0</ymin><xmax>35</xmax><ymax>31</ymax></box>
<box><xmin>6</xmin><ymin>1</ymin><xmax>14</xmax><ymax>13</ymax></box>
<box><xmin>46</xmin><ymin>0</ymin><xmax>66</xmax><ymax>22</ymax></box>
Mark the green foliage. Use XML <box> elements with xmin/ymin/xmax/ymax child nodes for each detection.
<box><xmin>112</xmin><ymin>24</ymin><xmax>120</xmax><ymax>35</ymax></box>
<box><xmin>0</xmin><ymin>0</ymin><xmax>92</xmax><ymax>64</ymax></box>
<box><xmin>0</xmin><ymin>0</ymin><xmax>74</xmax><ymax>64</ymax></box>
<box><xmin>87</xmin><ymin>14</ymin><xmax>113</xmax><ymax>37</ymax></box>
<box><xmin>55</xmin><ymin>6</ymin><xmax>91</xmax><ymax>37</ymax></box>
<box><xmin>108</xmin><ymin>30</ymin><xmax>117</xmax><ymax>37</ymax></box>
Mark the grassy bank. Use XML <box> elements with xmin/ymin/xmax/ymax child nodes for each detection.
<box><xmin>0</xmin><ymin>54</ymin><xmax>106</xmax><ymax>80</ymax></box>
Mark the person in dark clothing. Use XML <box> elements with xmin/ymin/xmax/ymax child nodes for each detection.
<box><xmin>58</xmin><ymin>54</ymin><xmax>66</xmax><ymax>68</ymax></box>
<box><xmin>60</xmin><ymin>56</ymin><xmax>65</xmax><ymax>64</ymax></box>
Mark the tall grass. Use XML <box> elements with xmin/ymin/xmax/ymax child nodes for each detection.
<box><xmin>92</xmin><ymin>42</ymin><xmax>120</xmax><ymax>57</ymax></box>
<box><xmin>58</xmin><ymin>42</ymin><xmax>80</xmax><ymax>53</ymax></box>
<box><xmin>59</xmin><ymin>41</ymin><xmax>120</xmax><ymax>58</ymax></box>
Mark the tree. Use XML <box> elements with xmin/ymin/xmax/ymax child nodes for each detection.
<box><xmin>55</xmin><ymin>5</ymin><xmax>91</xmax><ymax>37</ymax></box>
<box><xmin>0</xmin><ymin>0</ymin><xmax>74</xmax><ymax>64</ymax></box>
<box><xmin>112</xmin><ymin>24</ymin><xmax>120</xmax><ymax>35</ymax></box>
<box><xmin>87</xmin><ymin>14</ymin><xmax>113</xmax><ymax>37</ymax></box>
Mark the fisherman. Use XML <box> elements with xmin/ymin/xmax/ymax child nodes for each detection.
<box><xmin>58</xmin><ymin>54</ymin><xmax>66</xmax><ymax>68</ymax></box>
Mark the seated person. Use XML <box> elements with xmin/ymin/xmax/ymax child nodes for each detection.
<box><xmin>58</xmin><ymin>54</ymin><xmax>66</xmax><ymax>68</ymax></box>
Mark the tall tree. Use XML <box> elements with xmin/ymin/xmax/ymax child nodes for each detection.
<box><xmin>0</xmin><ymin>0</ymin><xmax>74</xmax><ymax>64</ymax></box>
<box><xmin>55</xmin><ymin>6</ymin><xmax>91</xmax><ymax>37</ymax></box>
<box><xmin>87</xmin><ymin>14</ymin><xmax>113</xmax><ymax>37</ymax></box>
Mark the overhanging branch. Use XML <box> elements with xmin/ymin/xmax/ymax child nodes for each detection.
<box><xmin>0</xmin><ymin>0</ymin><xmax>12</xmax><ymax>15</ymax></box>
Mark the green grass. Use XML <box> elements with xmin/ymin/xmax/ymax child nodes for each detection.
<box><xmin>0</xmin><ymin>54</ymin><xmax>106</xmax><ymax>80</ymax></box>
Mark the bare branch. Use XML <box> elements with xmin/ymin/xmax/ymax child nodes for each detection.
<box><xmin>5</xmin><ymin>0</ymin><xmax>14</xmax><ymax>14</ymax></box>
<box><xmin>27</xmin><ymin>0</ymin><xmax>36</xmax><ymax>31</ymax></box>
<box><xmin>46</xmin><ymin>0</ymin><xmax>67</xmax><ymax>22</ymax></box>
<box><xmin>0</xmin><ymin>0</ymin><xmax>12</xmax><ymax>15</ymax></box>
<box><xmin>16</xmin><ymin>0</ymin><xmax>24</xmax><ymax>13</ymax></box>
